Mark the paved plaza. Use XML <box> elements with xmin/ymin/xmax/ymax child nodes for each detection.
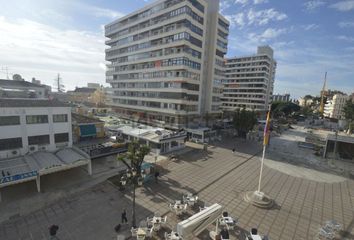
<box><xmin>0</xmin><ymin>134</ymin><xmax>354</xmax><ymax>239</ymax></box>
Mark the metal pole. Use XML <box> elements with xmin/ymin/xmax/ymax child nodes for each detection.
<box><xmin>257</xmin><ymin>145</ymin><xmax>267</xmax><ymax>193</ymax></box>
<box><xmin>132</xmin><ymin>180</ymin><xmax>136</xmax><ymax>228</ymax></box>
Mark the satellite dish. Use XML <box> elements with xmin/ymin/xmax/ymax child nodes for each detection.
<box><xmin>12</xmin><ymin>74</ymin><xmax>23</xmax><ymax>81</ymax></box>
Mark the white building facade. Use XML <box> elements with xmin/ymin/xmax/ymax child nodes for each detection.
<box><xmin>105</xmin><ymin>0</ymin><xmax>229</xmax><ymax>128</ymax></box>
<box><xmin>222</xmin><ymin>46</ymin><xmax>276</xmax><ymax>112</ymax></box>
<box><xmin>0</xmin><ymin>99</ymin><xmax>73</xmax><ymax>159</ymax></box>
<box><xmin>324</xmin><ymin>94</ymin><xmax>349</xmax><ymax>119</ymax></box>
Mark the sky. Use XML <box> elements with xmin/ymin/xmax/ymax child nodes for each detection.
<box><xmin>0</xmin><ymin>0</ymin><xmax>353</xmax><ymax>99</ymax></box>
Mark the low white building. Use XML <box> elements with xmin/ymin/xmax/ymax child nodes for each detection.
<box><xmin>0</xmin><ymin>98</ymin><xmax>73</xmax><ymax>158</ymax></box>
<box><xmin>0</xmin><ymin>79</ymin><xmax>49</xmax><ymax>99</ymax></box>
<box><xmin>0</xmin><ymin>98</ymin><xmax>91</xmax><ymax>197</ymax></box>
<box><xmin>324</xmin><ymin>94</ymin><xmax>349</xmax><ymax>119</ymax></box>
<box><xmin>117</xmin><ymin>125</ymin><xmax>186</xmax><ymax>155</ymax></box>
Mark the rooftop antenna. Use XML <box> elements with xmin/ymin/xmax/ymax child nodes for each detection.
<box><xmin>1</xmin><ymin>66</ymin><xmax>10</xmax><ymax>79</ymax></box>
<box><xmin>54</xmin><ymin>73</ymin><xmax>65</xmax><ymax>93</ymax></box>
<box><xmin>319</xmin><ymin>72</ymin><xmax>327</xmax><ymax>115</ymax></box>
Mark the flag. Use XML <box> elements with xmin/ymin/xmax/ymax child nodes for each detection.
<box><xmin>263</xmin><ymin>110</ymin><xmax>271</xmax><ymax>146</ymax></box>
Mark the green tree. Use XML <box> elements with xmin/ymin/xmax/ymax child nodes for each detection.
<box><xmin>271</xmin><ymin>101</ymin><xmax>300</xmax><ymax>118</ymax></box>
<box><xmin>233</xmin><ymin>108</ymin><xmax>257</xmax><ymax>137</ymax></box>
<box><xmin>343</xmin><ymin>99</ymin><xmax>354</xmax><ymax>133</ymax></box>
<box><xmin>117</xmin><ymin>141</ymin><xmax>150</xmax><ymax>227</ymax></box>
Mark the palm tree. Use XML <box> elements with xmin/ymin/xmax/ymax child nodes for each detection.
<box><xmin>117</xmin><ymin>141</ymin><xmax>150</xmax><ymax>227</ymax></box>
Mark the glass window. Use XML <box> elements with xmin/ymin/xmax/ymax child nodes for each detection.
<box><xmin>0</xmin><ymin>116</ymin><xmax>20</xmax><ymax>126</ymax></box>
<box><xmin>55</xmin><ymin>133</ymin><xmax>69</xmax><ymax>143</ymax></box>
<box><xmin>53</xmin><ymin>114</ymin><xmax>68</xmax><ymax>123</ymax></box>
<box><xmin>0</xmin><ymin>138</ymin><xmax>23</xmax><ymax>151</ymax></box>
<box><xmin>26</xmin><ymin>115</ymin><xmax>48</xmax><ymax>124</ymax></box>
<box><xmin>28</xmin><ymin>135</ymin><xmax>50</xmax><ymax>145</ymax></box>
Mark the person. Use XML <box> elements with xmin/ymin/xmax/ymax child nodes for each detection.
<box><xmin>121</xmin><ymin>209</ymin><xmax>128</xmax><ymax>224</ymax></box>
<box><xmin>232</xmin><ymin>148</ymin><xmax>235</xmax><ymax>154</ymax></box>
<box><xmin>154</xmin><ymin>171</ymin><xmax>160</xmax><ymax>183</ymax></box>
<box><xmin>49</xmin><ymin>225</ymin><xmax>59</xmax><ymax>239</ymax></box>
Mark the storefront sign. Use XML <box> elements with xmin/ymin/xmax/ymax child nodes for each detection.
<box><xmin>0</xmin><ymin>171</ymin><xmax>38</xmax><ymax>184</ymax></box>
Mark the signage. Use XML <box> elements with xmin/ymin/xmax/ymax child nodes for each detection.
<box><xmin>0</xmin><ymin>171</ymin><xmax>38</xmax><ymax>184</ymax></box>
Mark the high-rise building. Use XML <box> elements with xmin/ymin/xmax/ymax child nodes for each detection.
<box><xmin>273</xmin><ymin>93</ymin><xmax>290</xmax><ymax>102</ymax></box>
<box><xmin>222</xmin><ymin>46</ymin><xmax>276</xmax><ymax>112</ymax></box>
<box><xmin>324</xmin><ymin>94</ymin><xmax>349</xmax><ymax>119</ymax></box>
<box><xmin>105</xmin><ymin>0</ymin><xmax>229</xmax><ymax>129</ymax></box>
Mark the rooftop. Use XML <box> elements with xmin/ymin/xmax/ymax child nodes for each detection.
<box><xmin>0</xmin><ymin>98</ymin><xmax>69</xmax><ymax>108</ymax></box>
<box><xmin>72</xmin><ymin>87</ymin><xmax>96</xmax><ymax>93</ymax></box>
<box><xmin>0</xmin><ymin>79</ymin><xmax>43</xmax><ymax>88</ymax></box>
<box><xmin>72</xmin><ymin>113</ymin><xmax>104</xmax><ymax>124</ymax></box>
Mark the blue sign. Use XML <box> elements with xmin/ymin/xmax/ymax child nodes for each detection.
<box><xmin>0</xmin><ymin>171</ymin><xmax>38</xmax><ymax>184</ymax></box>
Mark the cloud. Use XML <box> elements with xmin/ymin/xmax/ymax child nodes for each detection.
<box><xmin>234</xmin><ymin>0</ymin><xmax>249</xmax><ymax>5</ymax></box>
<box><xmin>248</xmin><ymin>28</ymin><xmax>287</xmax><ymax>42</ymax></box>
<box><xmin>225</xmin><ymin>13</ymin><xmax>245</xmax><ymax>27</ymax></box>
<box><xmin>303</xmin><ymin>1</ymin><xmax>326</xmax><ymax>11</ymax></box>
<box><xmin>247</xmin><ymin>8</ymin><xmax>287</xmax><ymax>26</ymax></box>
<box><xmin>253</xmin><ymin>0</ymin><xmax>268</xmax><ymax>4</ymax></box>
<box><xmin>0</xmin><ymin>17</ymin><xmax>106</xmax><ymax>90</ymax></box>
<box><xmin>337</xmin><ymin>35</ymin><xmax>354</xmax><ymax>42</ymax></box>
<box><xmin>329</xmin><ymin>0</ymin><xmax>354</xmax><ymax>11</ymax></box>
<box><xmin>226</xmin><ymin>8</ymin><xmax>287</xmax><ymax>28</ymax></box>
<box><xmin>338</xmin><ymin>21</ymin><xmax>354</xmax><ymax>28</ymax></box>
<box><xmin>89</xmin><ymin>6</ymin><xmax>124</xmax><ymax>19</ymax></box>
<box><xmin>303</xmin><ymin>24</ymin><xmax>319</xmax><ymax>31</ymax></box>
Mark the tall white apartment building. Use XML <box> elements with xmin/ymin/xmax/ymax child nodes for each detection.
<box><xmin>222</xmin><ymin>46</ymin><xmax>276</xmax><ymax>112</ymax></box>
<box><xmin>324</xmin><ymin>94</ymin><xmax>349</xmax><ymax>119</ymax></box>
<box><xmin>105</xmin><ymin>0</ymin><xmax>229</xmax><ymax>128</ymax></box>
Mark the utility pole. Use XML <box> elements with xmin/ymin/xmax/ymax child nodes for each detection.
<box><xmin>54</xmin><ymin>73</ymin><xmax>65</xmax><ymax>93</ymax></box>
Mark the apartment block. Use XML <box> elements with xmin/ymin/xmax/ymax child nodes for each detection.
<box><xmin>222</xmin><ymin>46</ymin><xmax>276</xmax><ymax>112</ymax></box>
<box><xmin>105</xmin><ymin>0</ymin><xmax>229</xmax><ymax>129</ymax></box>
<box><xmin>324</xmin><ymin>94</ymin><xmax>349</xmax><ymax>120</ymax></box>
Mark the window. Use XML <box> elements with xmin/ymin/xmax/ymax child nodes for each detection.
<box><xmin>28</xmin><ymin>135</ymin><xmax>50</xmax><ymax>145</ymax></box>
<box><xmin>0</xmin><ymin>116</ymin><xmax>20</xmax><ymax>126</ymax></box>
<box><xmin>55</xmin><ymin>133</ymin><xmax>69</xmax><ymax>143</ymax></box>
<box><xmin>53</xmin><ymin>114</ymin><xmax>68</xmax><ymax>123</ymax></box>
<box><xmin>26</xmin><ymin>115</ymin><xmax>48</xmax><ymax>124</ymax></box>
<box><xmin>0</xmin><ymin>138</ymin><xmax>22</xmax><ymax>151</ymax></box>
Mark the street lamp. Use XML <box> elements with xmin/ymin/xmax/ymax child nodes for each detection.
<box><xmin>120</xmin><ymin>168</ymin><xmax>146</xmax><ymax>228</ymax></box>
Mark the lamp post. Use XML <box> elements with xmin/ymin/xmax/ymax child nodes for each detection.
<box><xmin>120</xmin><ymin>168</ymin><xmax>146</xmax><ymax>228</ymax></box>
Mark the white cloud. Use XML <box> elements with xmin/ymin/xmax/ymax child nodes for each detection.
<box><xmin>303</xmin><ymin>1</ymin><xmax>326</xmax><ymax>11</ymax></box>
<box><xmin>337</xmin><ymin>35</ymin><xmax>354</xmax><ymax>42</ymax></box>
<box><xmin>303</xmin><ymin>24</ymin><xmax>319</xmax><ymax>31</ymax></box>
<box><xmin>89</xmin><ymin>6</ymin><xmax>124</xmax><ymax>19</ymax></box>
<box><xmin>0</xmin><ymin>17</ymin><xmax>106</xmax><ymax>90</ymax></box>
<box><xmin>247</xmin><ymin>8</ymin><xmax>287</xmax><ymax>26</ymax></box>
<box><xmin>338</xmin><ymin>21</ymin><xmax>354</xmax><ymax>28</ymax></box>
<box><xmin>253</xmin><ymin>0</ymin><xmax>268</xmax><ymax>4</ymax></box>
<box><xmin>234</xmin><ymin>0</ymin><xmax>249</xmax><ymax>5</ymax></box>
<box><xmin>248</xmin><ymin>28</ymin><xmax>287</xmax><ymax>43</ymax></box>
<box><xmin>225</xmin><ymin>13</ymin><xmax>245</xmax><ymax>27</ymax></box>
<box><xmin>329</xmin><ymin>0</ymin><xmax>354</xmax><ymax>11</ymax></box>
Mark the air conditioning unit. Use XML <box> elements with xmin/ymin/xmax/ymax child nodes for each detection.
<box><xmin>39</xmin><ymin>145</ymin><xmax>47</xmax><ymax>151</ymax></box>
<box><xmin>29</xmin><ymin>145</ymin><xmax>38</xmax><ymax>152</ymax></box>
<box><xmin>10</xmin><ymin>149</ymin><xmax>20</xmax><ymax>157</ymax></box>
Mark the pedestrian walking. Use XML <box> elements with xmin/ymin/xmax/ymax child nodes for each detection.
<box><xmin>121</xmin><ymin>209</ymin><xmax>128</xmax><ymax>224</ymax></box>
<box><xmin>232</xmin><ymin>148</ymin><xmax>235</xmax><ymax>154</ymax></box>
<box><xmin>154</xmin><ymin>171</ymin><xmax>160</xmax><ymax>183</ymax></box>
<box><xmin>49</xmin><ymin>225</ymin><xmax>59</xmax><ymax>239</ymax></box>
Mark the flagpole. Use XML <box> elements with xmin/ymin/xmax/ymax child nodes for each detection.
<box><xmin>257</xmin><ymin>144</ymin><xmax>266</xmax><ymax>192</ymax></box>
<box><xmin>257</xmin><ymin>106</ymin><xmax>271</xmax><ymax>193</ymax></box>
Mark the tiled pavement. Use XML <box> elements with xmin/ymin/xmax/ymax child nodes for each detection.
<box><xmin>0</xmin><ymin>138</ymin><xmax>354</xmax><ymax>240</ymax></box>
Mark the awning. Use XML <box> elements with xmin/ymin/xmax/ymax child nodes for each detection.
<box><xmin>79</xmin><ymin>124</ymin><xmax>97</xmax><ymax>137</ymax></box>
